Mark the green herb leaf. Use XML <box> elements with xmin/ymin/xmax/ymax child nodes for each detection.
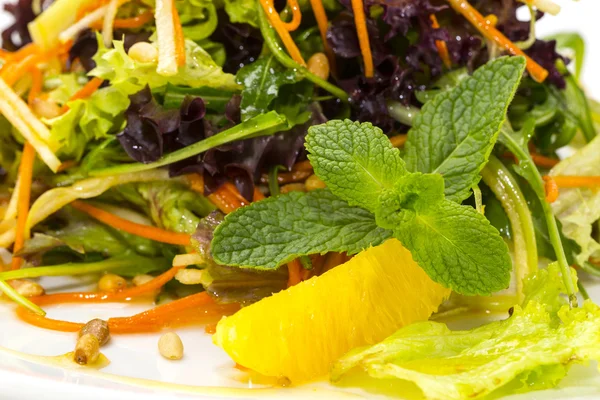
<box><xmin>237</xmin><ymin>55</ymin><xmax>297</xmax><ymax>121</ymax></box>
<box><xmin>405</xmin><ymin>56</ymin><xmax>526</xmax><ymax>202</ymax></box>
<box><xmin>211</xmin><ymin>189</ymin><xmax>392</xmax><ymax>269</ymax></box>
<box><xmin>391</xmin><ymin>199</ymin><xmax>511</xmax><ymax>295</ymax></box>
<box><xmin>306</xmin><ymin>120</ymin><xmax>407</xmax><ymax>212</ymax></box>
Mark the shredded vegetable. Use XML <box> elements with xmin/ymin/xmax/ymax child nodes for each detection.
<box><xmin>350</xmin><ymin>0</ymin><xmax>373</xmax><ymax>78</ymax></box>
<box><xmin>10</xmin><ymin>143</ymin><xmax>35</xmax><ymax>270</ymax></box>
<box><xmin>260</xmin><ymin>0</ymin><xmax>306</xmax><ymax>66</ymax></box>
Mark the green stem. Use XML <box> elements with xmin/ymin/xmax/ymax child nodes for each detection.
<box><xmin>472</xmin><ymin>184</ymin><xmax>483</xmax><ymax>215</ymax></box>
<box><xmin>499</xmin><ymin>129</ymin><xmax>578</xmax><ymax>306</ymax></box>
<box><xmin>90</xmin><ymin>111</ymin><xmax>287</xmax><ymax>177</ymax></box>
<box><xmin>0</xmin><ymin>279</ymin><xmax>45</xmax><ymax>316</ymax></box>
<box><xmin>387</xmin><ymin>101</ymin><xmax>420</xmax><ymax>126</ymax></box>
<box><xmin>257</xmin><ymin>4</ymin><xmax>349</xmax><ymax>103</ymax></box>
<box><xmin>578</xmin><ymin>281</ymin><xmax>590</xmax><ymax>301</ymax></box>
<box><xmin>481</xmin><ymin>156</ymin><xmax>538</xmax><ymax>303</ymax></box>
<box><xmin>268</xmin><ymin>165</ymin><xmax>283</xmax><ymax>196</ymax></box>
<box><xmin>0</xmin><ymin>256</ymin><xmax>141</xmax><ymax>281</ymax></box>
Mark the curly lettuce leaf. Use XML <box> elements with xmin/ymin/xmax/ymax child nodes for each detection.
<box><xmin>91</xmin><ymin>38</ymin><xmax>239</xmax><ymax>91</ymax></box>
<box><xmin>331</xmin><ymin>265</ymin><xmax>595</xmax><ymax>400</ymax></box>
<box><xmin>550</xmin><ymin>135</ymin><xmax>600</xmax><ymax>265</ymax></box>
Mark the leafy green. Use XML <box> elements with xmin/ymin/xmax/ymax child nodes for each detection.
<box><xmin>212</xmin><ymin>118</ymin><xmax>511</xmax><ymax>295</ymax></box>
<box><xmin>405</xmin><ymin>56</ymin><xmax>526</xmax><ymax>202</ymax></box>
<box><xmin>499</xmin><ymin>122</ymin><xmax>579</xmax><ymax>302</ymax></box>
<box><xmin>331</xmin><ymin>265</ymin><xmax>600</xmax><ymax>400</ymax></box>
<box><xmin>162</xmin><ymin>84</ymin><xmax>237</xmax><ymax>112</ymax></box>
<box><xmin>176</xmin><ymin>0</ymin><xmax>218</xmax><ymax>41</ymax></box>
<box><xmin>550</xmin><ymin>134</ymin><xmax>600</xmax><ymax>266</ymax></box>
<box><xmin>306</xmin><ymin>120</ymin><xmax>407</xmax><ymax>212</ymax></box>
<box><xmin>91</xmin><ymin>37</ymin><xmax>239</xmax><ymax>91</ymax></box>
<box><xmin>236</xmin><ymin>55</ymin><xmax>297</xmax><ymax>121</ymax></box>
<box><xmin>224</xmin><ymin>0</ymin><xmax>259</xmax><ymax>27</ymax></box>
<box><xmin>0</xmin><ymin>116</ymin><xmax>19</xmax><ymax>176</ymax></box>
<box><xmin>211</xmin><ymin>189</ymin><xmax>392</xmax><ymax>269</ymax></box>
<box><xmin>89</xmin><ymin>111</ymin><xmax>288</xmax><ymax>176</ymax></box>
<box><xmin>136</xmin><ymin>181</ymin><xmax>216</xmax><ymax>234</ymax></box>
<box><xmin>548</xmin><ymin>32</ymin><xmax>585</xmax><ymax>80</ymax></box>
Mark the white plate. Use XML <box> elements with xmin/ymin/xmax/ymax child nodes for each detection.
<box><xmin>1</xmin><ymin>1</ymin><xmax>600</xmax><ymax>399</ymax></box>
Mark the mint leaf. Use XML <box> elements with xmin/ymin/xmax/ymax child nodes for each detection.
<box><xmin>237</xmin><ymin>55</ymin><xmax>297</xmax><ymax>121</ymax></box>
<box><xmin>405</xmin><ymin>56</ymin><xmax>526</xmax><ymax>202</ymax></box>
<box><xmin>390</xmin><ymin>199</ymin><xmax>512</xmax><ymax>295</ymax></box>
<box><xmin>211</xmin><ymin>189</ymin><xmax>392</xmax><ymax>269</ymax></box>
<box><xmin>306</xmin><ymin>120</ymin><xmax>407</xmax><ymax>212</ymax></box>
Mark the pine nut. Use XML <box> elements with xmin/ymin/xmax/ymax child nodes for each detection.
<box><xmin>74</xmin><ymin>333</ymin><xmax>100</xmax><ymax>365</ymax></box>
<box><xmin>158</xmin><ymin>332</ymin><xmax>184</xmax><ymax>360</ymax></box>
<box><xmin>79</xmin><ymin>319</ymin><xmax>110</xmax><ymax>346</ymax></box>
<box><xmin>305</xmin><ymin>175</ymin><xmax>326</xmax><ymax>191</ymax></box>
<box><xmin>8</xmin><ymin>279</ymin><xmax>45</xmax><ymax>297</ymax></box>
<box><xmin>280</xmin><ymin>183</ymin><xmax>306</xmax><ymax>194</ymax></box>
<box><xmin>307</xmin><ymin>53</ymin><xmax>330</xmax><ymax>81</ymax></box>
<box><xmin>128</xmin><ymin>42</ymin><xmax>158</xmax><ymax>64</ymax></box>
<box><xmin>98</xmin><ymin>273</ymin><xmax>127</xmax><ymax>293</ymax></box>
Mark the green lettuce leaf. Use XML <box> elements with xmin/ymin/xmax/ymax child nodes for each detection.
<box><xmin>550</xmin><ymin>135</ymin><xmax>600</xmax><ymax>265</ymax></box>
<box><xmin>331</xmin><ymin>265</ymin><xmax>598</xmax><ymax>400</ymax></box>
<box><xmin>177</xmin><ymin>0</ymin><xmax>218</xmax><ymax>41</ymax></box>
<box><xmin>224</xmin><ymin>0</ymin><xmax>259</xmax><ymax>27</ymax></box>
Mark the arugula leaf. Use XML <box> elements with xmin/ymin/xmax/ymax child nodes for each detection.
<box><xmin>405</xmin><ymin>56</ymin><xmax>526</xmax><ymax>202</ymax></box>
<box><xmin>211</xmin><ymin>189</ymin><xmax>392</xmax><ymax>269</ymax></box>
<box><xmin>236</xmin><ymin>55</ymin><xmax>297</xmax><ymax>121</ymax></box>
<box><xmin>306</xmin><ymin>120</ymin><xmax>407</xmax><ymax>212</ymax></box>
<box><xmin>548</xmin><ymin>32</ymin><xmax>585</xmax><ymax>80</ymax></box>
<box><xmin>392</xmin><ymin>199</ymin><xmax>512</xmax><ymax>296</ymax></box>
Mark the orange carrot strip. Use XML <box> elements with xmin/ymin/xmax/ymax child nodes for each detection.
<box><xmin>260</xmin><ymin>0</ymin><xmax>306</xmax><ymax>66</ymax></box>
<box><xmin>322</xmin><ymin>252</ymin><xmax>345</xmax><ymax>273</ymax></box>
<box><xmin>543</xmin><ymin>176</ymin><xmax>559</xmax><ymax>203</ymax></box>
<box><xmin>171</xmin><ymin>0</ymin><xmax>186</xmax><ymax>67</ymax></box>
<box><xmin>10</xmin><ymin>43</ymin><xmax>39</xmax><ymax>62</ymax></box>
<box><xmin>350</xmin><ymin>0</ymin><xmax>374</xmax><ymax>78</ymax></box>
<box><xmin>27</xmin><ymin>67</ymin><xmax>43</xmax><ymax>106</ymax></box>
<box><xmin>445</xmin><ymin>0</ymin><xmax>548</xmax><ymax>83</ymax></box>
<box><xmin>1</xmin><ymin>53</ymin><xmax>42</xmax><ymax>86</ymax></box>
<box><xmin>530</xmin><ymin>153</ymin><xmax>559</xmax><ymax>168</ymax></box>
<box><xmin>309</xmin><ymin>0</ymin><xmax>336</xmax><ymax>69</ymax></box>
<box><xmin>223</xmin><ymin>182</ymin><xmax>251</xmax><ymax>205</ymax></box>
<box><xmin>253</xmin><ymin>187</ymin><xmax>266</xmax><ymax>201</ymax></box>
<box><xmin>60</xmin><ymin>77</ymin><xmax>104</xmax><ymax>113</ymax></box>
<box><xmin>390</xmin><ymin>134</ymin><xmax>407</xmax><ymax>148</ymax></box>
<box><xmin>287</xmin><ymin>259</ymin><xmax>303</xmax><ymax>287</ymax></box>
<box><xmin>185</xmin><ymin>174</ymin><xmax>246</xmax><ymax>214</ymax></box>
<box><xmin>71</xmin><ymin>200</ymin><xmax>191</xmax><ymax>246</ymax></box>
<box><xmin>551</xmin><ymin>176</ymin><xmax>600</xmax><ymax>188</ymax></box>
<box><xmin>11</xmin><ymin>142</ymin><xmax>36</xmax><ymax>270</ymax></box>
<box><xmin>430</xmin><ymin>14</ymin><xmax>452</xmax><ymax>69</ymax></box>
<box><xmin>76</xmin><ymin>0</ymin><xmax>109</xmax><ymax>20</ymax></box>
<box><xmin>281</xmin><ymin>0</ymin><xmax>302</xmax><ymax>32</ymax></box>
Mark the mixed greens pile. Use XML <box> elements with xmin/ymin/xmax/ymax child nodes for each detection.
<box><xmin>1</xmin><ymin>0</ymin><xmax>600</xmax><ymax>398</ymax></box>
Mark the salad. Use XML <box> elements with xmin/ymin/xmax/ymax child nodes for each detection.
<box><xmin>0</xmin><ymin>0</ymin><xmax>599</xmax><ymax>398</ymax></box>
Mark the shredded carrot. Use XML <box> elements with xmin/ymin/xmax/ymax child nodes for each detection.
<box><xmin>430</xmin><ymin>14</ymin><xmax>452</xmax><ymax>69</ymax></box>
<box><xmin>17</xmin><ymin>291</ymin><xmax>239</xmax><ymax>333</ymax></box>
<box><xmin>10</xmin><ymin>43</ymin><xmax>39</xmax><ymax>63</ymax></box>
<box><xmin>185</xmin><ymin>174</ymin><xmax>245</xmax><ymax>214</ymax></box>
<box><xmin>1</xmin><ymin>53</ymin><xmax>43</xmax><ymax>86</ymax></box>
<box><xmin>253</xmin><ymin>187</ymin><xmax>266</xmax><ymax>201</ymax></box>
<box><xmin>11</xmin><ymin>143</ymin><xmax>36</xmax><ymax>270</ymax></box>
<box><xmin>281</xmin><ymin>0</ymin><xmax>302</xmax><ymax>32</ymax></box>
<box><xmin>260</xmin><ymin>0</ymin><xmax>306</xmax><ymax>66</ymax></box>
<box><xmin>390</xmin><ymin>134</ymin><xmax>408</xmax><ymax>148</ymax></box>
<box><xmin>287</xmin><ymin>259</ymin><xmax>303</xmax><ymax>287</ymax></box>
<box><xmin>446</xmin><ymin>0</ymin><xmax>548</xmax><ymax>83</ymax></box>
<box><xmin>60</xmin><ymin>77</ymin><xmax>104</xmax><ymax>113</ymax></box>
<box><xmin>71</xmin><ymin>200</ymin><xmax>191</xmax><ymax>246</ymax></box>
<box><xmin>550</xmin><ymin>176</ymin><xmax>600</xmax><ymax>188</ymax></box>
<box><xmin>76</xmin><ymin>0</ymin><xmax>109</xmax><ymax>20</ymax></box>
<box><xmin>542</xmin><ymin>176</ymin><xmax>559</xmax><ymax>203</ymax></box>
<box><xmin>27</xmin><ymin>67</ymin><xmax>43</xmax><ymax>106</ymax></box>
<box><xmin>205</xmin><ymin>323</ymin><xmax>217</xmax><ymax>334</ymax></box>
<box><xmin>530</xmin><ymin>153</ymin><xmax>559</xmax><ymax>168</ymax></box>
<box><xmin>321</xmin><ymin>252</ymin><xmax>345</xmax><ymax>273</ymax></box>
<box><xmin>309</xmin><ymin>0</ymin><xmax>336</xmax><ymax>70</ymax></box>
<box><xmin>350</xmin><ymin>0</ymin><xmax>374</xmax><ymax>78</ymax></box>
<box><xmin>171</xmin><ymin>0</ymin><xmax>186</xmax><ymax>67</ymax></box>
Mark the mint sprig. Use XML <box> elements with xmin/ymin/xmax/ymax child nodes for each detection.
<box><xmin>405</xmin><ymin>56</ymin><xmax>526</xmax><ymax>202</ymax></box>
<box><xmin>211</xmin><ymin>189</ymin><xmax>392</xmax><ymax>269</ymax></box>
